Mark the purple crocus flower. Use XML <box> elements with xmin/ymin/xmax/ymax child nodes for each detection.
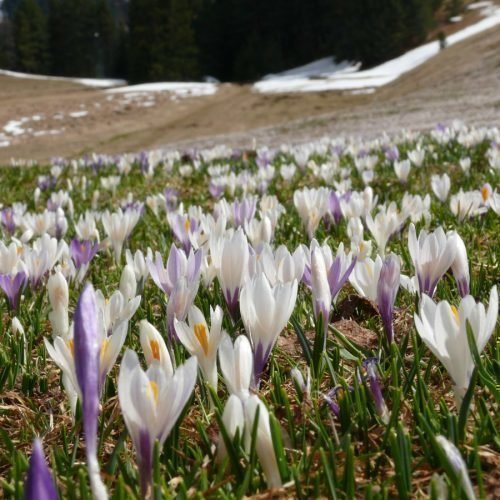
<box><xmin>384</xmin><ymin>145</ymin><xmax>399</xmax><ymax>162</ymax></box>
<box><xmin>1</xmin><ymin>207</ymin><xmax>16</xmax><ymax>235</ymax></box>
<box><xmin>148</xmin><ymin>244</ymin><xmax>202</xmax><ymax>296</ymax></box>
<box><xmin>209</xmin><ymin>180</ymin><xmax>224</xmax><ymax>199</ymax></box>
<box><xmin>376</xmin><ymin>254</ymin><xmax>400</xmax><ymax>343</ymax></box>
<box><xmin>164</xmin><ymin>188</ymin><xmax>179</xmax><ymax>212</ymax></box>
<box><xmin>323</xmin><ymin>386</ymin><xmax>352</xmax><ymax>418</ymax></box>
<box><xmin>232</xmin><ymin>197</ymin><xmax>257</xmax><ymax>228</ymax></box>
<box><xmin>70</xmin><ymin>239</ymin><xmax>99</xmax><ymax>269</ymax></box>
<box><xmin>24</xmin><ymin>439</ymin><xmax>58</xmax><ymax>500</ymax></box>
<box><xmin>167</xmin><ymin>213</ymin><xmax>198</xmax><ymax>254</ymax></box>
<box><xmin>323</xmin><ymin>191</ymin><xmax>343</xmax><ymax>228</ymax></box>
<box><xmin>73</xmin><ymin>284</ymin><xmax>108</xmax><ymax>499</ymax></box>
<box><xmin>0</xmin><ymin>271</ymin><xmax>27</xmax><ymax>310</ymax></box>
<box><xmin>362</xmin><ymin>358</ymin><xmax>390</xmax><ymax>424</ymax></box>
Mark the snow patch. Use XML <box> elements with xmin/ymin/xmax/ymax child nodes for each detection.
<box><xmin>107</xmin><ymin>81</ymin><xmax>218</xmax><ymax>97</ymax></box>
<box><xmin>0</xmin><ymin>68</ymin><xmax>125</xmax><ymax>88</ymax></box>
<box><xmin>254</xmin><ymin>7</ymin><xmax>500</xmax><ymax>94</ymax></box>
<box><xmin>69</xmin><ymin>111</ymin><xmax>88</xmax><ymax>118</ymax></box>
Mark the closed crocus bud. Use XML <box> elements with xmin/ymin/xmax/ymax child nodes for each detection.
<box><xmin>24</xmin><ymin>439</ymin><xmax>58</xmax><ymax>500</ymax></box>
<box><xmin>290</xmin><ymin>366</ymin><xmax>311</xmax><ymax>399</ymax></box>
<box><xmin>435</xmin><ymin>436</ymin><xmax>475</xmax><ymax>500</ymax></box>
<box><xmin>47</xmin><ymin>271</ymin><xmax>69</xmax><ymax>338</ymax></box>
<box><xmin>217</xmin><ymin>394</ymin><xmax>245</xmax><ymax>463</ymax></box>
<box><xmin>218</xmin><ymin>333</ymin><xmax>253</xmax><ymax>400</ymax></box>
<box><xmin>376</xmin><ymin>254</ymin><xmax>400</xmax><ymax>343</ymax></box>
<box><xmin>244</xmin><ymin>395</ymin><xmax>282</xmax><ymax>489</ymax></box>
<box><xmin>450</xmin><ymin>232</ymin><xmax>469</xmax><ymax>297</ymax></box>
<box><xmin>91</xmin><ymin>190</ymin><xmax>100</xmax><ymax>210</ymax></box>
<box><xmin>119</xmin><ymin>265</ymin><xmax>137</xmax><ymax>302</ymax></box>
<box><xmin>12</xmin><ymin>316</ymin><xmax>25</xmax><ymax>336</ymax></box>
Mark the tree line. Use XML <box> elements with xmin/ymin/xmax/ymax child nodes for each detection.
<box><xmin>0</xmin><ymin>0</ymin><xmax>459</xmax><ymax>83</ymax></box>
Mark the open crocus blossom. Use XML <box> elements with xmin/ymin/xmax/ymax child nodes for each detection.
<box><xmin>240</xmin><ymin>273</ymin><xmax>298</xmax><ymax>386</ymax></box>
<box><xmin>73</xmin><ymin>284</ymin><xmax>108</xmax><ymax>500</ymax></box>
<box><xmin>174</xmin><ymin>305</ymin><xmax>224</xmax><ymax>389</ymax></box>
<box><xmin>139</xmin><ymin>320</ymin><xmax>173</xmax><ymax>376</ymax></box>
<box><xmin>218</xmin><ymin>333</ymin><xmax>253</xmax><ymax>400</ymax></box>
<box><xmin>24</xmin><ymin>439</ymin><xmax>58</xmax><ymax>500</ymax></box>
<box><xmin>118</xmin><ymin>350</ymin><xmax>197</xmax><ymax>498</ymax></box>
<box><xmin>376</xmin><ymin>254</ymin><xmax>400</xmax><ymax>343</ymax></box>
<box><xmin>349</xmin><ymin>255</ymin><xmax>383</xmax><ymax>302</ymax></box>
<box><xmin>414</xmin><ymin>285</ymin><xmax>498</xmax><ymax>406</ymax></box>
<box><xmin>408</xmin><ymin>224</ymin><xmax>457</xmax><ymax>297</ymax></box>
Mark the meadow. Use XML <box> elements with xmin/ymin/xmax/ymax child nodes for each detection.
<box><xmin>0</xmin><ymin>120</ymin><xmax>498</xmax><ymax>498</ymax></box>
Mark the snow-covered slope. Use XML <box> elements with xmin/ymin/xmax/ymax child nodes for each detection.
<box><xmin>255</xmin><ymin>6</ymin><xmax>500</xmax><ymax>94</ymax></box>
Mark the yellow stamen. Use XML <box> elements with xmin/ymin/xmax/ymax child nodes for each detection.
<box><xmin>184</xmin><ymin>218</ymin><xmax>190</xmax><ymax>233</ymax></box>
<box><xmin>149</xmin><ymin>381</ymin><xmax>159</xmax><ymax>404</ymax></box>
<box><xmin>150</xmin><ymin>340</ymin><xmax>161</xmax><ymax>360</ymax></box>
<box><xmin>194</xmin><ymin>323</ymin><xmax>209</xmax><ymax>356</ymax></box>
<box><xmin>481</xmin><ymin>186</ymin><xmax>490</xmax><ymax>202</ymax></box>
<box><xmin>100</xmin><ymin>339</ymin><xmax>109</xmax><ymax>363</ymax></box>
<box><xmin>66</xmin><ymin>339</ymin><xmax>74</xmax><ymax>356</ymax></box>
<box><xmin>450</xmin><ymin>305</ymin><xmax>460</xmax><ymax>324</ymax></box>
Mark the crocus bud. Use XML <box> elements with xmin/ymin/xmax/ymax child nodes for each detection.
<box><xmin>363</xmin><ymin>359</ymin><xmax>390</xmax><ymax>424</ymax></box>
<box><xmin>47</xmin><ymin>271</ymin><xmax>69</xmax><ymax>338</ymax></box>
<box><xmin>119</xmin><ymin>265</ymin><xmax>137</xmax><ymax>302</ymax></box>
<box><xmin>217</xmin><ymin>394</ymin><xmax>245</xmax><ymax>463</ymax></box>
<box><xmin>435</xmin><ymin>436</ymin><xmax>475</xmax><ymax>500</ymax></box>
<box><xmin>450</xmin><ymin>232</ymin><xmax>469</xmax><ymax>297</ymax></box>
<box><xmin>73</xmin><ymin>284</ymin><xmax>108</xmax><ymax>500</ymax></box>
<box><xmin>24</xmin><ymin>439</ymin><xmax>58</xmax><ymax>500</ymax></box>
<box><xmin>376</xmin><ymin>254</ymin><xmax>400</xmax><ymax>343</ymax></box>
<box><xmin>12</xmin><ymin>316</ymin><xmax>25</xmax><ymax>336</ymax></box>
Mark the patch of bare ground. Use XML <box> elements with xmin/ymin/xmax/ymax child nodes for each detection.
<box><xmin>0</xmin><ymin>16</ymin><xmax>499</xmax><ymax>163</ymax></box>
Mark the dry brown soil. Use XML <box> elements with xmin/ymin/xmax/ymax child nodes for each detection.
<box><xmin>0</xmin><ymin>21</ymin><xmax>499</xmax><ymax>164</ymax></box>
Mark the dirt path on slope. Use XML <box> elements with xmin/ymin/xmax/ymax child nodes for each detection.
<box><xmin>0</xmin><ymin>24</ymin><xmax>499</xmax><ymax>163</ymax></box>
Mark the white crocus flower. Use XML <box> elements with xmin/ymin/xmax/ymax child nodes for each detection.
<box><xmin>218</xmin><ymin>228</ymin><xmax>249</xmax><ymax>320</ymax></box>
<box><xmin>414</xmin><ymin>286</ymin><xmax>498</xmax><ymax>406</ymax></box>
<box><xmin>125</xmin><ymin>248</ymin><xmax>152</xmax><ymax>287</ymax></box>
<box><xmin>101</xmin><ymin>208</ymin><xmax>141</xmax><ymax>262</ymax></box>
<box><xmin>174</xmin><ymin>305</ymin><xmax>223</xmax><ymax>389</ymax></box>
<box><xmin>366</xmin><ymin>202</ymin><xmax>404</xmax><ymax>256</ymax></box>
<box><xmin>408</xmin><ymin>224</ymin><xmax>457</xmax><ymax>297</ymax></box>
<box><xmin>394</xmin><ymin>159</ymin><xmax>411</xmax><ymax>183</ymax></box>
<box><xmin>431</xmin><ymin>174</ymin><xmax>451</xmax><ymax>203</ymax></box>
<box><xmin>218</xmin><ymin>333</ymin><xmax>253</xmax><ymax>400</ymax></box>
<box><xmin>435</xmin><ymin>436</ymin><xmax>476</xmax><ymax>500</ymax></box>
<box><xmin>244</xmin><ymin>215</ymin><xmax>273</xmax><ymax>247</ymax></box>
<box><xmin>47</xmin><ymin>270</ymin><xmax>69</xmax><ymax>338</ymax></box>
<box><xmin>407</xmin><ymin>148</ymin><xmax>425</xmax><ymax>167</ymax></box>
<box><xmin>240</xmin><ymin>273</ymin><xmax>298</xmax><ymax>385</ymax></box>
<box><xmin>349</xmin><ymin>255</ymin><xmax>383</xmax><ymax>301</ymax></box>
<box><xmin>118</xmin><ymin>350</ymin><xmax>197</xmax><ymax>498</ymax></box>
<box><xmin>293</xmin><ymin>186</ymin><xmax>329</xmax><ymax>239</ymax></box>
<box><xmin>244</xmin><ymin>395</ymin><xmax>282</xmax><ymax>489</ymax></box>
<box><xmin>119</xmin><ymin>264</ymin><xmax>137</xmax><ymax>302</ymax></box>
<box><xmin>139</xmin><ymin>320</ymin><xmax>173</xmax><ymax>376</ymax></box>
<box><xmin>449</xmin><ymin>190</ymin><xmax>487</xmax><ymax>221</ymax></box>
<box><xmin>217</xmin><ymin>394</ymin><xmax>245</xmax><ymax>462</ymax></box>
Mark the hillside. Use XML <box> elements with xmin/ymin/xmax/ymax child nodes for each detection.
<box><xmin>0</xmin><ymin>22</ymin><xmax>499</xmax><ymax>164</ymax></box>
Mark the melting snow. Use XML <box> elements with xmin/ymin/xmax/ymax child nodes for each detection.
<box><xmin>0</xmin><ymin>68</ymin><xmax>125</xmax><ymax>88</ymax></box>
<box><xmin>106</xmin><ymin>82</ymin><xmax>218</xmax><ymax>97</ymax></box>
<box><xmin>255</xmin><ymin>7</ymin><xmax>500</xmax><ymax>94</ymax></box>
